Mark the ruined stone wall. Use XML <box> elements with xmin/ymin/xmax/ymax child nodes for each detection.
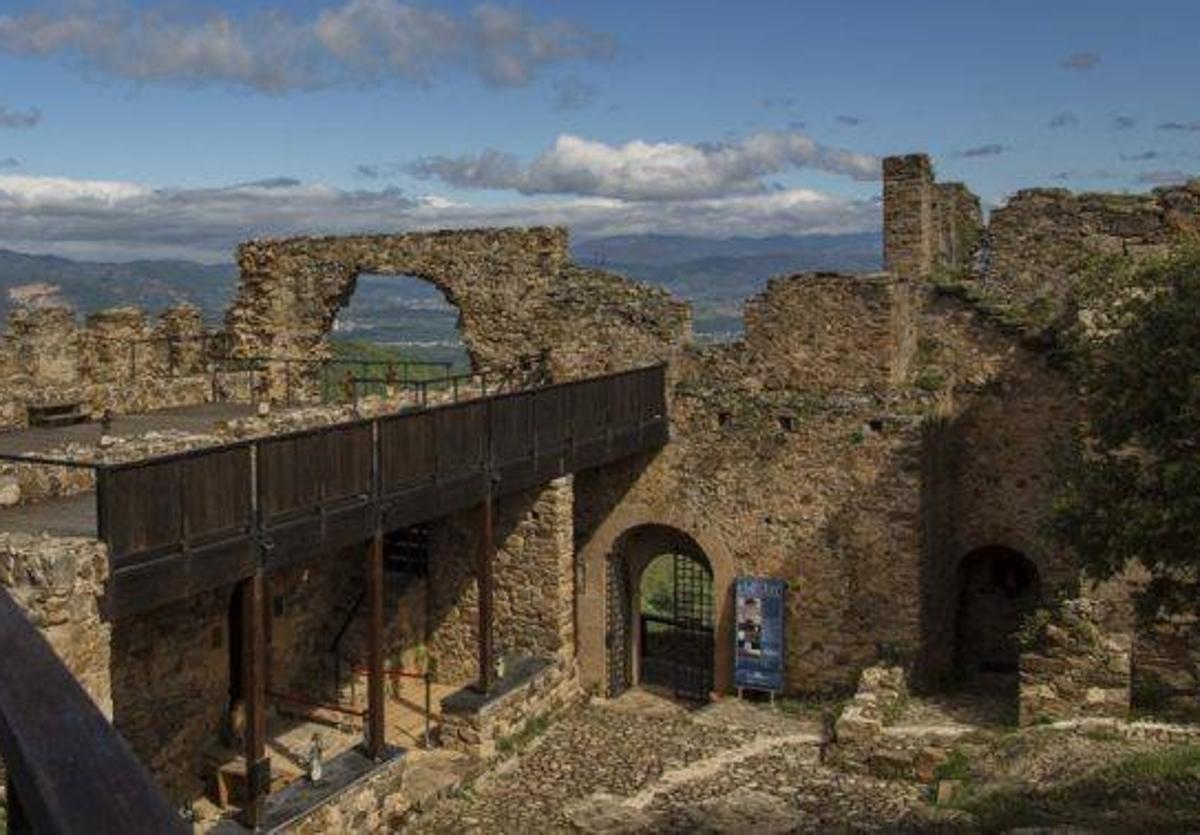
<box><xmin>110</xmin><ymin>586</ymin><xmax>231</xmax><ymax>804</ymax></box>
<box><xmin>883</xmin><ymin>155</ymin><xmax>983</xmax><ymax>280</ymax></box>
<box><xmin>934</xmin><ymin>182</ymin><xmax>983</xmax><ymax>273</ymax></box>
<box><xmin>1134</xmin><ymin>617</ymin><xmax>1200</xmax><ymax>722</ymax></box>
<box><xmin>984</xmin><ymin>182</ymin><xmax>1200</xmax><ymax>325</ymax></box>
<box><xmin>882</xmin><ymin>152</ymin><xmax>1200</xmax><ymax>329</ymax></box>
<box><xmin>268</xmin><ymin>549</ymin><xmax>365</xmax><ymax>702</ymax></box>
<box><xmin>0</xmin><ymin>302</ymin><xmax>219</xmax><ymax>429</ymax></box>
<box><xmin>912</xmin><ymin>289</ymin><xmax>1080</xmax><ymax>681</ymax></box>
<box><xmin>577</xmin><ymin>273</ymin><xmax>940</xmax><ymax>694</ymax></box>
<box><xmin>0</xmin><ymin>532</ymin><xmax>112</xmax><ymax>714</ymax></box>
<box><xmin>576</xmin><ymin>269</ymin><xmax>1086</xmax><ymax>696</ymax></box>
<box><xmin>428</xmin><ymin>479</ymin><xmax>578</xmax><ymax>687</ymax></box>
<box><xmin>270</xmin><ymin>549</ymin><xmax>433</xmax><ymax>708</ymax></box>
<box><xmin>1018</xmin><ymin>598</ymin><xmax>1132</xmax><ymax>726</ymax></box>
<box><xmin>883</xmin><ymin>155</ymin><xmax>936</xmax><ymax>280</ymax></box>
<box><xmin>224</xmin><ymin>228</ymin><xmax>689</xmax><ymax>400</ymax></box>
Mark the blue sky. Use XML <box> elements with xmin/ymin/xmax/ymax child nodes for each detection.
<box><xmin>0</xmin><ymin>0</ymin><xmax>1197</xmax><ymax>261</ymax></box>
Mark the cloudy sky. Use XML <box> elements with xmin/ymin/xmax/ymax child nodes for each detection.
<box><xmin>0</xmin><ymin>0</ymin><xmax>1197</xmax><ymax>261</ymax></box>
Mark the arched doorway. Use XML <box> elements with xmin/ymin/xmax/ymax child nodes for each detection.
<box><xmin>606</xmin><ymin>525</ymin><xmax>715</xmax><ymax>701</ymax></box>
<box><xmin>954</xmin><ymin>546</ymin><xmax>1041</xmax><ymax>676</ymax></box>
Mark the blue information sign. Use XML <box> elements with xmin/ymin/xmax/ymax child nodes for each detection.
<box><xmin>734</xmin><ymin>577</ymin><xmax>787</xmax><ymax>692</ymax></box>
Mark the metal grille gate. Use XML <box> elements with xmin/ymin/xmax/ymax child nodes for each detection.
<box><xmin>606</xmin><ymin>557</ymin><xmax>632</xmax><ymax>697</ymax></box>
<box><xmin>640</xmin><ymin>553</ymin><xmax>714</xmax><ymax>700</ymax></box>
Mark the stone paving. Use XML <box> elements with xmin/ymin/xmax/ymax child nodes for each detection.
<box><xmin>403</xmin><ymin>690</ymin><xmax>925</xmax><ymax>834</ymax></box>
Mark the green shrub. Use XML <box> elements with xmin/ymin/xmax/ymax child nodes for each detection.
<box><xmin>934</xmin><ymin>747</ymin><xmax>973</xmax><ymax>783</ymax></box>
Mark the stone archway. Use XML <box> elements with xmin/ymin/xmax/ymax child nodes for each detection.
<box><xmin>223</xmin><ymin>227</ymin><xmax>691</xmax><ymax>401</ymax></box>
<box><xmin>954</xmin><ymin>545</ymin><xmax>1041</xmax><ymax>676</ymax></box>
<box><xmin>577</xmin><ymin>505</ymin><xmax>735</xmax><ymax>698</ymax></box>
<box><xmin>224</xmin><ymin>229</ymin><xmax>573</xmax><ymax>399</ymax></box>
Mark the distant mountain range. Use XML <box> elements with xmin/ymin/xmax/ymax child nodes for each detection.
<box><xmin>0</xmin><ymin>232</ymin><xmax>882</xmax><ymax>338</ymax></box>
<box><xmin>0</xmin><ymin>248</ymin><xmax>235</xmax><ymax>323</ymax></box>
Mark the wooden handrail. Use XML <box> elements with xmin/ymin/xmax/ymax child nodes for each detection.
<box><xmin>0</xmin><ymin>589</ymin><xmax>187</xmax><ymax>834</ymax></box>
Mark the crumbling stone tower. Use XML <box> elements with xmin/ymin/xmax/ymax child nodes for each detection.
<box><xmin>883</xmin><ymin>154</ymin><xmax>983</xmax><ymax>280</ymax></box>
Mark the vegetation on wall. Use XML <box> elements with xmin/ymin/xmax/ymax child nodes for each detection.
<box><xmin>1051</xmin><ymin>243</ymin><xmax>1200</xmax><ymax>618</ymax></box>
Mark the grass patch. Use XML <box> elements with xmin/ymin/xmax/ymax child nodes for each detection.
<box><xmin>951</xmin><ymin>744</ymin><xmax>1200</xmax><ymax>832</ymax></box>
<box><xmin>496</xmin><ymin>715</ymin><xmax>551</xmax><ymax>756</ymax></box>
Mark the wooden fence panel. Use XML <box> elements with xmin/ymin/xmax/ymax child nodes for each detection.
<box><xmin>491</xmin><ymin>395</ymin><xmax>533</xmax><ymax>465</ymax></box>
<box><xmin>570</xmin><ymin>378</ymin><xmax>609</xmax><ymax>444</ymax></box>
<box><xmin>533</xmin><ymin>386</ymin><xmax>570</xmax><ymax>453</ymax></box>
<box><xmin>180</xmin><ymin>446</ymin><xmax>252</xmax><ymax>543</ymax></box>
<box><xmin>435</xmin><ymin>402</ymin><xmax>486</xmax><ymax>474</ymax></box>
<box><xmin>258</xmin><ymin>432</ymin><xmax>322</xmax><ymax>521</ymax></box>
<box><xmin>379</xmin><ymin>411</ymin><xmax>436</xmax><ymax>491</ymax></box>
<box><xmin>323</xmin><ymin>423</ymin><xmax>373</xmax><ymax>503</ymax></box>
<box><xmin>103</xmin><ymin>460</ymin><xmax>181</xmax><ymax>561</ymax></box>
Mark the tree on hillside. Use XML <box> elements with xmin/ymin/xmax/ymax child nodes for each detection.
<box><xmin>1051</xmin><ymin>243</ymin><xmax>1200</xmax><ymax>618</ymax></box>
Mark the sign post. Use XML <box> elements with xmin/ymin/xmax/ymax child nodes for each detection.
<box><xmin>734</xmin><ymin>577</ymin><xmax>787</xmax><ymax>701</ymax></box>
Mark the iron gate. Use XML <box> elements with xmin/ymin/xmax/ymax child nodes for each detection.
<box><xmin>639</xmin><ymin>553</ymin><xmax>714</xmax><ymax>700</ymax></box>
<box><xmin>606</xmin><ymin>557</ymin><xmax>632</xmax><ymax>697</ymax></box>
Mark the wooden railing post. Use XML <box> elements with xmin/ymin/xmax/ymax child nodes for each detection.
<box><xmin>239</xmin><ymin>571</ymin><xmax>269</xmax><ymax>830</ymax></box>
<box><xmin>476</xmin><ymin>485</ymin><xmax>495</xmax><ymax>694</ymax></box>
<box><xmin>365</xmin><ymin>528</ymin><xmax>386</xmax><ymax>760</ymax></box>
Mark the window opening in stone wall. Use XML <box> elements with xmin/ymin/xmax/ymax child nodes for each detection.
<box><xmin>331</xmin><ymin>273</ymin><xmax>470</xmax><ymax>383</ymax></box>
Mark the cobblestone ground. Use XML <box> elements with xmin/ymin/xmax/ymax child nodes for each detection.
<box><xmin>403</xmin><ymin>692</ymin><xmax>925</xmax><ymax>834</ymax></box>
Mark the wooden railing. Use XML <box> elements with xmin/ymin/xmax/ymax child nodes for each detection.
<box><xmin>0</xmin><ymin>589</ymin><xmax>186</xmax><ymax>834</ymax></box>
<box><xmin>94</xmin><ymin>363</ymin><xmax>668</xmax><ymax>618</ymax></box>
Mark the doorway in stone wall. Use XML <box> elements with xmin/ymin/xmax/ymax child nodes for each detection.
<box><xmin>955</xmin><ymin>545</ymin><xmax>1041</xmax><ymax>677</ymax></box>
<box><xmin>606</xmin><ymin>524</ymin><xmax>716</xmax><ymax>702</ymax></box>
<box><xmin>639</xmin><ymin>552</ymin><xmax>715</xmax><ymax>701</ymax></box>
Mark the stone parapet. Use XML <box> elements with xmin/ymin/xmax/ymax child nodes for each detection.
<box><xmin>439</xmin><ymin>656</ymin><xmax>582</xmax><ymax>760</ymax></box>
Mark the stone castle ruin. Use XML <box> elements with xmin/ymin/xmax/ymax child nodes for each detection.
<box><xmin>0</xmin><ymin>154</ymin><xmax>1197</xmax><ymax>830</ymax></box>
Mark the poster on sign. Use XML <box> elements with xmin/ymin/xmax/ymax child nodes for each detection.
<box><xmin>734</xmin><ymin>577</ymin><xmax>786</xmax><ymax>693</ymax></box>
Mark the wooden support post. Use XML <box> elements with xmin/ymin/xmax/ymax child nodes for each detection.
<box><xmin>366</xmin><ymin>529</ymin><xmax>386</xmax><ymax>760</ymax></box>
<box><xmin>240</xmin><ymin>571</ymin><xmax>269</xmax><ymax>830</ymax></box>
<box><xmin>477</xmin><ymin>489</ymin><xmax>495</xmax><ymax>694</ymax></box>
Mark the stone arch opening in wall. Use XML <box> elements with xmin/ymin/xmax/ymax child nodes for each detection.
<box><xmin>330</xmin><ymin>271</ymin><xmax>472</xmax><ymax>376</ymax></box>
<box><xmin>954</xmin><ymin>545</ymin><xmax>1042</xmax><ymax>678</ymax></box>
<box><xmin>606</xmin><ymin>524</ymin><xmax>715</xmax><ymax>702</ymax></box>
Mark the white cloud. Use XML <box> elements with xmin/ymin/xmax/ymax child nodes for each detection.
<box><xmin>0</xmin><ymin>0</ymin><xmax>613</xmax><ymax>93</ymax></box>
<box><xmin>406</xmin><ymin>130</ymin><xmax>880</xmax><ymax>202</ymax></box>
<box><xmin>0</xmin><ymin>172</ymin><xmax>878</xmax><ymax>261</ymax></box>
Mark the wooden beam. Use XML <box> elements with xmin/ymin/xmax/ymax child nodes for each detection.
<box><xmin>239</xmin><ymin>571</ymin><xmax>269</xmax><ymax>830</ymax></box>
<box><xmin>365</xmin><ymin>529</ymin><xmax>386</xmax><ymax>760</ymax></box>
<box><xmin>477</xmin><ymin>489</ymin><xmax>495</xmax><ymax>694</ymax></box>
